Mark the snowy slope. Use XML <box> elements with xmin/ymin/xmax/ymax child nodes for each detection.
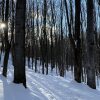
<box><xmin>0</xmin><ymin>67</ymin><xmax>99</xmax><ymax>100</ymax></box>
<box><xmin>0</xmin><ymin>55</ymin><xmax>100</xmax><ymax>100</ymax></box>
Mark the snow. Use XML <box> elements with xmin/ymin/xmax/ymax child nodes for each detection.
<box><xmin>0</xmin><ymin>54</ymin><xmax>100</xmax><ymax>100</ymax></box>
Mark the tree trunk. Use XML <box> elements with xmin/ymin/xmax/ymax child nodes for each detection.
<box><xmin>74</xmin><ymin>0</ymin><xmax>82</xmax><ymax>83</ymax></box>
<box><xmin>2</xmin><ymin>0</ymin><xmax>10</xmax><ymax>77</ymax></box>
<box><xmin>86</xmin><ymin>0</ymin><xmax>96</xmax><ymax>89</ymax></box>
<box><xmin>13</xmin><ymin>0</ymin><xmax>26</xmax><ymax>88</ymax></box>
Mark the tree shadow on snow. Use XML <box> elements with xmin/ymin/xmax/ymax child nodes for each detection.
<box><xmin>0</xmin><ymin>75</ymin><xmax>40</xmax><ymax>100</ymax></box>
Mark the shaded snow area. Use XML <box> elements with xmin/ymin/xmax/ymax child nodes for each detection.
<box><xmin>0</xmin><ymin>56</ymin><xmax>100</xmax><ymax>100</ymax></box>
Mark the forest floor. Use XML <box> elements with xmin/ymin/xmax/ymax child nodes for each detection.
<box><xmin>0</xmin><ymin>54</ymin><xmax>100</xmax><ymax>100</ymax></box>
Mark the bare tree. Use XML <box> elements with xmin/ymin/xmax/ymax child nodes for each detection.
<box><xmin>74</xmin><ymin>0</ymin><xmax>82</xmax><ymax>83</ymax></box>
<box><xmin>86</xmin><ymin>0</ymin><xmax>96</xmax><ymax>89</ymax></box>
<box><xmin>13</xmin><ymin>0</ymin><xmax>26</xmax><ymax>88</ymax></box>
<box><xmin>2</xmin><ymin>0</ymin><xmax>10</xmax><ymax>77</ymax></box>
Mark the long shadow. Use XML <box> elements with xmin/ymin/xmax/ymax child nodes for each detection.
<box><xmin>0</xmin><ymin>75</ymin><xmax>40</xmax><ymax>100</ymax></box>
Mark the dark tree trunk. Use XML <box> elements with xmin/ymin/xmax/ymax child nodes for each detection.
<box><xmin>32</xmin><ymin>0</ymin><xmax>35</xmax><ymax>70</ymax></box>
<box><xmin>27</xmin><ymin>44</ymin><xmax>30</xmax><ymax>68</ymax></box>
<box><xmin>13</xmin><ymin>0</ymin><xmax>26</xmax><ymax>88</ymax></box>
<box><xmin>74</xmin><ymin>0</ymin><xmax>82</xmax><ymax>83</ymax></box>
<box><xmin>2</xmin><ymin>0</ymin><xmax>5</xmax><ymax>22</ymax></box>
<box><xmin>2</xmin><ymin>0</ymin><xmax>10</xmax><ymax>77</ymax></box>
<box><xmin>86</xmin><ymin>0</ymin><xmax>96</xmax><ymax>89</ymax></box>
<box><xmin>11</xmin><ymin>0</ymin><xmax>15</xmax><ymax>66</ymax></box>
<box><xmin>42</xmin><ymin>0</ymin><xmax>48</xmax><ymax>74</ymax></box>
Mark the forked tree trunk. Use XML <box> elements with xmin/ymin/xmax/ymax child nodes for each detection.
<box><xmin>64</xmin><ymin>0</ymin><xmax>82</xmax><ymax>82</ymax></box>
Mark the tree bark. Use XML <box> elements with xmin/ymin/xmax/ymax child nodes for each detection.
<box><xmin>86</xmin><ymin>0</ymin><xmax>96</xmax><ymax>89</ymax></box>
<box><xmin>13</xmin><ymin>0</ymin><xmax>26</xmax><ymax>88</ymax></box>
<box><xmin>2</xmin><ymin>0</ymin><xmax>10</xmax><ymax>77</ymax></box>
<box><xmin>74</xmin><ymin>0</ymin><xmax>82</xmax><ymax>83</ymax></box>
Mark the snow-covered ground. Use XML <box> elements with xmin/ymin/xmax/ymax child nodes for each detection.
<box><xmin>0</xmin><ymin>54</ymin><xmax>100</xmax><ymax>100</ymax></box>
